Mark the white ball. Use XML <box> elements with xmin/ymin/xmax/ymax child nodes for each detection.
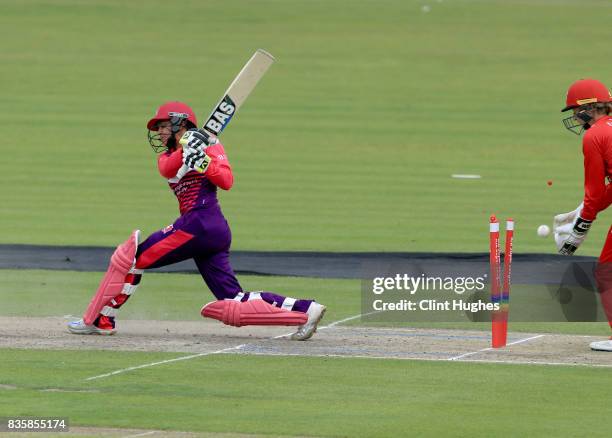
<box><xmin>537</xmin><ymin>224</ymin><xmax>550</xmax><ymax>237</ymax></box>
<box><xmin>422</xmin><ymin>5</ymin><xmax>431</xmax><ymax>13</ymax></box>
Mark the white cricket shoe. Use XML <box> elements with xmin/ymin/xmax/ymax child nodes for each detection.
<box><xmin>290</xmin><ymin>302</ymin><xmax>326</xmax><ymax>341</ymax></box>
<box><xmin>590</xmin><ymin>339</ymin><xmax>612</xmax><ymax>352</ymax></box>
<box><xmin>67</xmin><ymin>319</ymin><xmax>116</xmax><ymax>336</ymax></box>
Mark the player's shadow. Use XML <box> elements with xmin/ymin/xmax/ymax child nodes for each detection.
<box><xmin>547</xmin><ymin>262</ymin><xmax>598</xmax><ymax>322</ymax></box>
<box><xmin>465</xmin><ymin>261</ymin><xmax>601</xmax><ymax>322</ymax></box>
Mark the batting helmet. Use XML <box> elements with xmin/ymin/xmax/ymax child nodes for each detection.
<box><xmin>562</xmin><ymin>79</ymin><xmax>612</xmax><ymax>112</ymax></box>
<box><xmin>147</xmin><ymin>102</ymin><xmax>198</xmax><ymax>153</ymax></box>
<box><xmin>147</xmin><ymin>101</ymin><xmax>198</xmax><ymax>130</ymax></box>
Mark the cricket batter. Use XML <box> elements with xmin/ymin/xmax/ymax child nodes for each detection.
<box><xmin>555</xmin><ymin>79</ymin><xmax>612</xmax><ymax>351</ymax></box>
<box><xmin>68</xmin><ymin>102</ymin><xmax>326</xmax><ymax>340</ymax></box>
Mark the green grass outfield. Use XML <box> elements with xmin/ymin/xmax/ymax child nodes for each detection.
<box><xmin>1</xmin><ymin>0</ymin><xmax>611</xmax><ymax>254</ymax></box>
<box><xmin>1</xmin><ymin>270</ymin><xmax>611</xmax><ymax>437</ymax></box>
<box><xmin>1</xmin><ymin>350</ymin><xmax>611</xmax><ymax>438</ymax></box>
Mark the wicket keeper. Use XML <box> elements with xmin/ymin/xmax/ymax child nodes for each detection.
<box><xmin>555</xmin><ymin>79</ymin><xmax>612</xmax><ymax>351</ymax></box>
<box><xmin>68</xmin><ymin>102</ymin><xmax>326</xmax><ymax>340</ymax></box>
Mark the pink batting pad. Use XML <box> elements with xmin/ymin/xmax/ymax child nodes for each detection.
<box><xmin>83</xmin><ymin>230</ymin><xmax>140</xmax><ymax>325</ymax></box>
<box><xmin>201</xmin><ymin>299</ymin><xmax>307</xmax><ymax>327</ymax></box>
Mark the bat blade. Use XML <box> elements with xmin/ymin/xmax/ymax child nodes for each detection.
<box><xmin>202</xmin><ymin>49</ymin><xmax>275</xmax><ymax>137</ymax></box>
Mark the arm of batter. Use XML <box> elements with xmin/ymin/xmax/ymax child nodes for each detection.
<box><xmin>203</xmin><ymin>143</ymin><xmax>234</xmax><ymax>190</ymax></box>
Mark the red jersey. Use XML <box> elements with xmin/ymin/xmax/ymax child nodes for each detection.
<box><xmin>582</xmin><ymin>116</ymin><xmax>612</xmax><ymax>221</ymax></box>
<box><xmin>157</xmin><ymin>143</ymin><xmax>233</xmax><ymax>215</ymax></box>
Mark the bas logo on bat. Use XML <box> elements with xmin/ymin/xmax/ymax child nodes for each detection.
<box><xmin>194</xmin><ymin>49</ymin><xmax>274</xmax><ymax>161</ymax></box>
<box><xmin>205</xmin><ymin>95</ymin><xmax>236</xmax><ymax>135</ymax></box>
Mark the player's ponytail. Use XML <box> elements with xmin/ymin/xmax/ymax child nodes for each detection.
<box><xmin>592</xmin><ymin>102</ymin><xmax>612</xmax><ymax>115</ymax></box>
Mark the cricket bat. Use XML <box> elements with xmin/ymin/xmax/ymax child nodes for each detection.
<box><xmin>201</xmin><ymin>49</ymin><xmax>275</xmax><ymax>139</ymax></box>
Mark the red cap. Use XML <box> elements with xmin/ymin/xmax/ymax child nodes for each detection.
<box><xmin>147</xmin><ymin>101</ymin><xmax>198</xmax><ymax>130</ymax></box>
<box><xmin>562</xmin><ymin>79</ymin><xmax>612</xmax><ymax>112</ymax></box>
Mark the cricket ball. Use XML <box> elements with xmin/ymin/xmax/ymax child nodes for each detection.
<box><xmin>537</xmin><ymin>224</ymin><xmax>550</xmax><ymax>237</ymax></box>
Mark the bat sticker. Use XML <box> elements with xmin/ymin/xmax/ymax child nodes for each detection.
<box><xmin>205</xmin><ymin>95</ymin><xmax>236</xmax><ymax>135</ymax></box>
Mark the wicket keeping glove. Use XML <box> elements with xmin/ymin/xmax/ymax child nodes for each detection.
<box><xmin>553</xmin><ymin>204</ymin><xmax>579</xmax><ymax>250</ymax></box>
<box><xmin>554</xmin><ymin>203</ymin><xmax>592</xmax><ymax>255</ymax></box>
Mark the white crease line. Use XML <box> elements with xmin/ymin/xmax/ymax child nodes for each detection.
<box><xmin>506</xmin><ymin>334</ymin><xmax>546</xmax><ymax>346</ymax></box>
<box><xmin>321</xmin><ymin>310</ymin><xmax>382</xmax><ymax>329</ymax></box>
<box><xmin>224</xmin><ymin>350</ymin><xmax>612</xmax><ymax>369</ymax></box>
<box><xmin>85</xmin><ymin>344</ymin><xmax>245</xmax><ymax>381</ymax></box>
<box><xmin>122</xmin><ymin>431</ymin><xmax>157</xmax><ymax>438</ymax></box>
<box><xmin>448</xmin><ymin>334</ymin><xmax>546</xmax><ymax>361</ymax></box>
<box><xmin>268</xmin><ymin>310</ymin><xmax>382</xmax><ymax>340</ymax></box>
<box><xmin>447</xmin><ymin>347</ymin><xmax>491</xmax><ymax>361</ymax></box>
<box><xmin>85</xmin><ymin>310</ymin><xmax>368</xmax><ymax>381</ymax></box>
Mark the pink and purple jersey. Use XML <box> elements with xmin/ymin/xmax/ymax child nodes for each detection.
<box><xmin>157</xmin><ymin>143</ymin><xmax>233</xmax><ymax>215</ymax></box>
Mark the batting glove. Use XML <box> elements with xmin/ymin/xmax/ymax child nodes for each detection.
<box><xmin>182</xmin><ymin>146</ymin><xmax>211</xmax><ymax>173</ymax></box>
<box><xmin>179</xmin><ymin>129</ymin><xmax>217</xmax><ymax>150</ymax></box>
